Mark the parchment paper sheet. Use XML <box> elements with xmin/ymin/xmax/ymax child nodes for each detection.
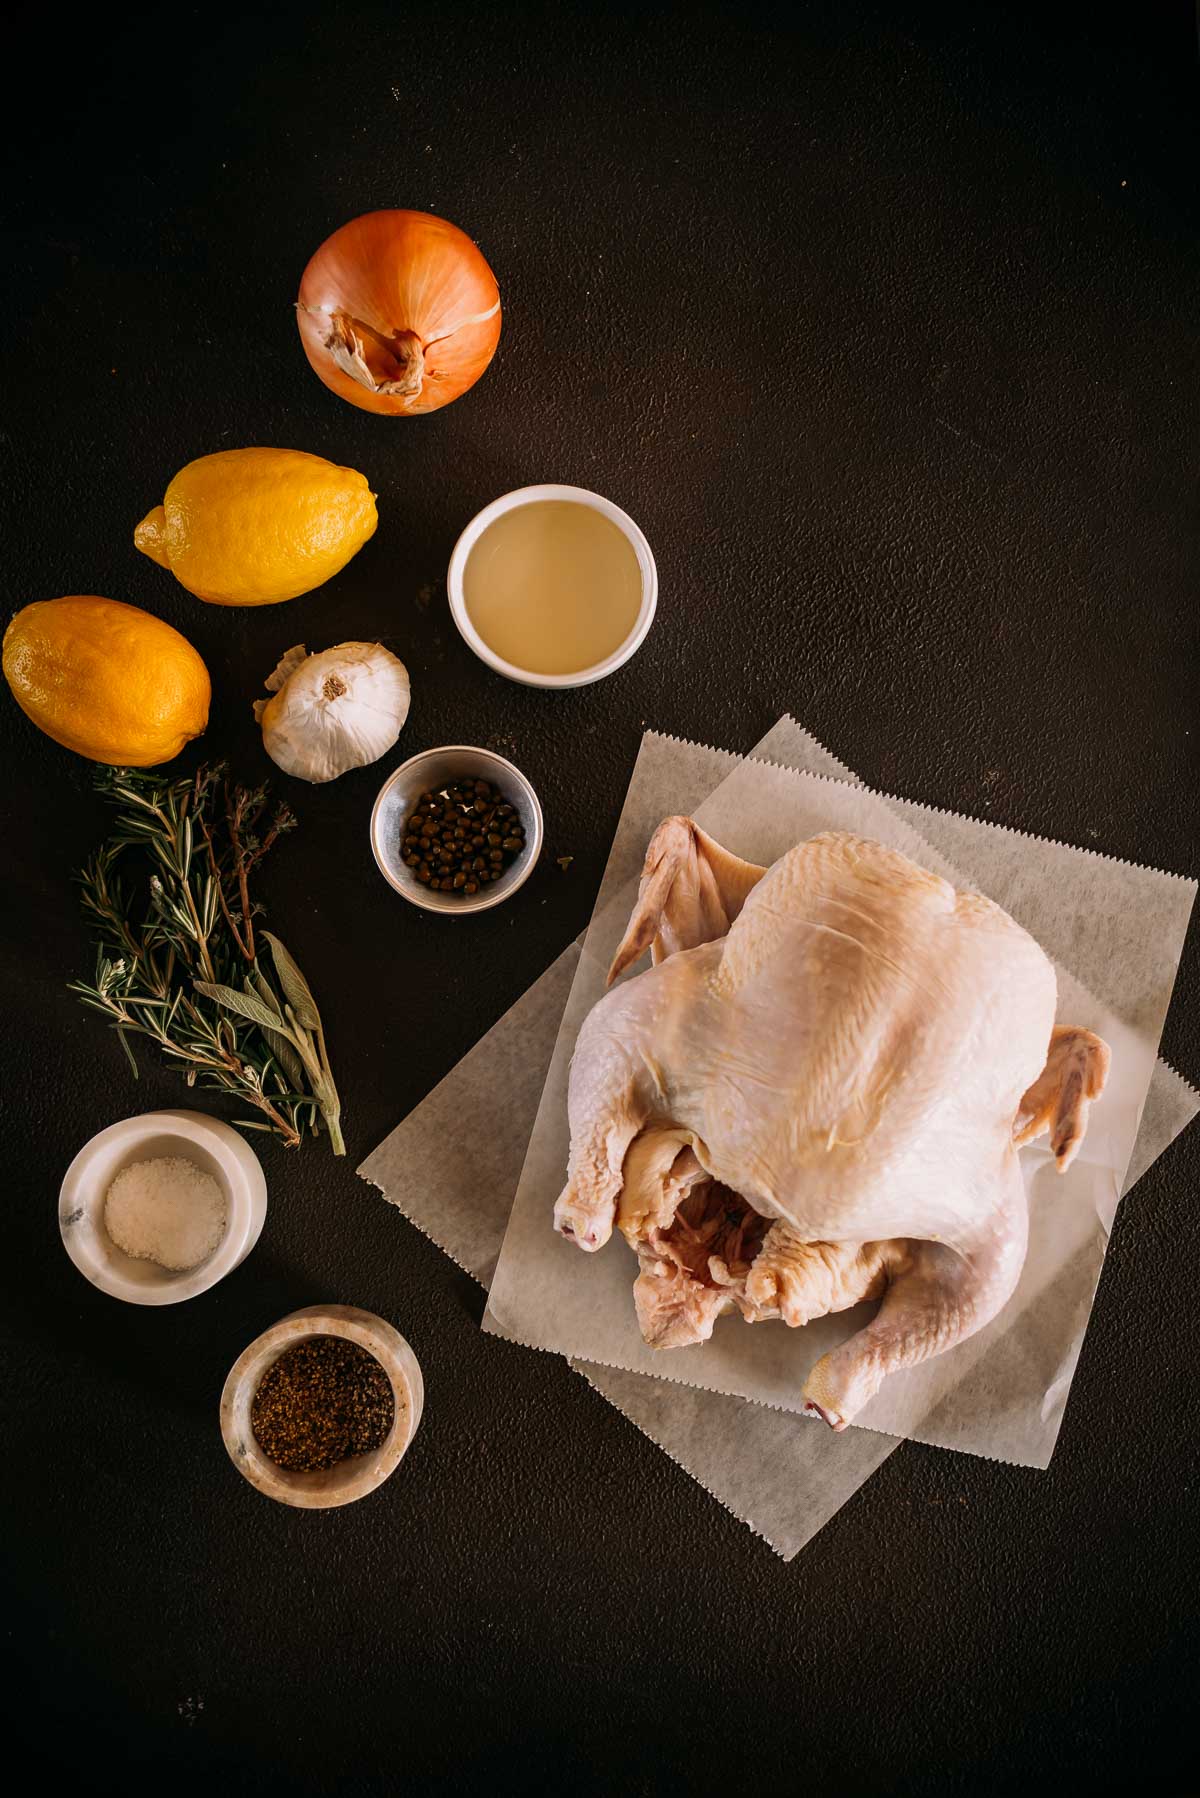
<box><xmin>483</xmin><ymin>732</ymin><xmax>1196</xmax><ymax>1468</ymax></box>
<box><xmin>361</xmin><ymin>719</ymin><xmax>1197</xmax><ymax>1554</ymax></box>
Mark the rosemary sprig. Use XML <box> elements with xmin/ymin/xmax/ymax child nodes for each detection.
<box><xmin>70</xmin><ymin>764</ymin><xmax>344</xmax><ymax>1154</ymax></box>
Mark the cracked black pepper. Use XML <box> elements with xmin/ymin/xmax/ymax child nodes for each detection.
<box><xmin>251</xmin><ymin>1336</ymin><xmax>395</xmax><ymax>1472</ymax></box>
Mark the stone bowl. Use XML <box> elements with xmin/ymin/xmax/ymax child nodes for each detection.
<box><xmin>59</xmin><ymin>1109</ymin><xmax>267</xmax><ymax>1306</ymax></box>
<box><xmin>219</xmin><ymin>1304</ymin><xmax>424</xmax><ymax>1509</ymax></box>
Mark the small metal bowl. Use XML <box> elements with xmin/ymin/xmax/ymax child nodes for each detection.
<box><xmin>370</xmin><ymin>745</ymin><xmax>543</xmax><ymax>915</ymax></box>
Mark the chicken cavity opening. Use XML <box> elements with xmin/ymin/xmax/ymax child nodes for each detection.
<box><xmin>658</xmin><ymin>1180</ymin><xmax>772</xmax><ymax>1293</ymax></box>
<box><xmin>633</xmin><ymin>1178</ymin><xmax>775</xmax><ymax>1348</ymax></box>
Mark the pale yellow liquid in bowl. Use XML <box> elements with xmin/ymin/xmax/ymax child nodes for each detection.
<box><xmin>463</xmin><ymin>500</ymin><xmax>644</xmax><ymax>676</ymax></box>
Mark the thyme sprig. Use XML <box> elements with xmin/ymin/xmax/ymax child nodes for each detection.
<box><xmin>70</xmin><ymin>764</ymin><xmax>344</xmax><ymax>1154</ymax></box>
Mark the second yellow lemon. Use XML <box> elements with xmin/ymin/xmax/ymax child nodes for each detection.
<box><xmin>135</xmin><ymin>447</ymin><xmax>378</xmax><ymax>606</ymax></box>
<box><xmin>3</xmin><ymin>596</ymin><xmax>210</xmax><ymax>765</ymax></box>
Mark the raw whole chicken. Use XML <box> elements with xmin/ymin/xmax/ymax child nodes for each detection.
<box><xmin>554</xmin><ymin>820</ymin><xmax>1110</xmax><ymax>1430</ymax></box>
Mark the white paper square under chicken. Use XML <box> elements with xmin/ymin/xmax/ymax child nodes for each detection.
<box><xmin>484</xmin><ymin>754</ymin><xmax>1179</xmax><ymax>1469</ymax></box>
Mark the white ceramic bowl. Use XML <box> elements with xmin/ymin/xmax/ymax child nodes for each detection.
<box><xmin>370</xmin><ymin>744</ymin><xmax>543</xmax><ymax>915</ymax></box>
<box><xmin>59</xmin><ymin>1109</ymin><xmax>267</xmax><ymax>1306</ymax></box>
<box><xmin>446</xmin><ymin>482</ymin><xmax>657</xmax><ymax>689</ymax></box>
<box><xmin>219</xmin><ymin>1304</ymin><xmax>424</xmax><ymax>1509</ymax></box>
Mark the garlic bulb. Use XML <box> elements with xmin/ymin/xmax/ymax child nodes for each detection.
<box><xmin>254</xmin><ymin>642</ymin><xmax>410</xmax><ymax>783</ymax></box>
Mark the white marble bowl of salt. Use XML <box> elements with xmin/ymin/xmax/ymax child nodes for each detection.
<box><xmin>59</xmin><ymin>1109</ymin><xmax>267</xmax><ymax>1305</ymax></box>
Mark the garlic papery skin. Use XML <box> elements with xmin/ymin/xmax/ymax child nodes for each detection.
<box><xmin>254</xmin><ymin>642</ymin><xmax>410</xmax><ymax>783</ymax></box>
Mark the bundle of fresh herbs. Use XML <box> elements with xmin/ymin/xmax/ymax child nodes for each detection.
<box><xmin>71</xmin><ymin>764</ymin><xmax>344</xmax><ymax>1154</ymax></box>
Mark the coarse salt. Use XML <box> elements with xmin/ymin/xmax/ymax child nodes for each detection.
<box><xmin>104</xmin><ymin>1155</ymin><xmax>228</xmax><ymax>1272</ymax></box>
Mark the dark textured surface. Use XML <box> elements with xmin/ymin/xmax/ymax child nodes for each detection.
<box><xmin>2</xmin><ymin>4</ymin><xmax>1198</xmax><ymax>1793</ymax></box>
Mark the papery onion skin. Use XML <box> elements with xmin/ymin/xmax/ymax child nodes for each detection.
<box><xmin>296</xmin><ymin>209</ymin><xmax>501</xmax><ymax>416</ymax></box>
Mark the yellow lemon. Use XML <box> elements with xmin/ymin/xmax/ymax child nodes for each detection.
<box><xmin>134</xmin><ymin>447</ymin><xmax>378</xmax><ymax>606</ymax></box>
<box><xmin>3</xmin><ymin>596</ymin><xmax>211</xmax><ymax>766</ymax></box>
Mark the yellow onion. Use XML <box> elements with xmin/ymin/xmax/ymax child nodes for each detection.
<box><xmin>296</xmin><ymin>209</ymin><xmax>501</xmax><ymax>416</ymax></box>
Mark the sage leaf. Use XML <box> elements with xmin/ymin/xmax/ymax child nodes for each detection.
<box><xmin>194</xmin><ymin>979</ymin><xmax>289</xmax><ymax>1035</ymax></box>
<box><xmin>249</xmin><ymin>974</ymin><xmax>306</xmax><ymax>1091</ymax></box>
<box><xmin>248</xmin><ymin>968</ymin><xmax>282</xmax><ymax>1017</ymax></box>
<box><xmin>263</xmin><ymin>932</ymin><xmax>321</xmax><ymax>1030</ymax></box>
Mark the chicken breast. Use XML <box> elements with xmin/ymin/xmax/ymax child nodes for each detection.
<box><xmin>554</xmin><ymin>821</ymin><xmax>1110</xmax><ymax>1430</ymax></box>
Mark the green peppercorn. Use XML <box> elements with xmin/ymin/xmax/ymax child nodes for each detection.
<box><xmin>400</xmin><ymin>775</ymin><xmax>529</xmax><ymax>898</ymax></box>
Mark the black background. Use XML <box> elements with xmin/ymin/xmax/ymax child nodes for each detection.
<box><xmin>3</xmin><ymin>3</ymin><xmax>1198</xmax><ymax>1793</ymax></box>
